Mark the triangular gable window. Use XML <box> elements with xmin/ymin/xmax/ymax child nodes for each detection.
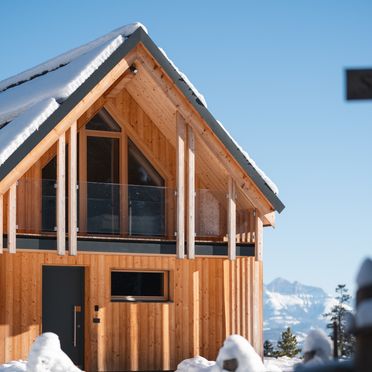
<box><xmin>86</xmin><ymin>108</ymin><xmax>121</xmax><ymax>132</ymax></box>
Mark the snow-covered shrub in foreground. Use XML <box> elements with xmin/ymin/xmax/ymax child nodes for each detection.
<box><xmin>0</xmin><ymin>333</ymin><xmax>82</xmax><ymax>372</ymax></box>
<box><xmin>216</xmin><ymin>335</ymin><xmax>265</xmax><ymax>372</ymax></box>
<box><xmin>302</xmin><ymin>329</ymin><xmax>332</xmax><ymax>367</ymax></box>
<box><xmin>176</xmin><ymin>335</ymin><xmax>265</xmax><ymax>372</ymax></box>
<box><xmin>27</xmin><ymin>333</ymin><xmax>82</xmax><ymax>372</ymax></box>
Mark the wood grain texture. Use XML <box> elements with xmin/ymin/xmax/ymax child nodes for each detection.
<box><xmin>0</xmin><ymin>251</ymin><xmax>262</xmax><ymax>370</ymax></box>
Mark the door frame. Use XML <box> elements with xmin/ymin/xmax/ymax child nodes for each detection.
<box><xmin>41</xmin><ymin>264</ymin><xmax>88</xmax><ymax>369</ymax></box>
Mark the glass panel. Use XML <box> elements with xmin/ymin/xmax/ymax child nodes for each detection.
<box><xmin>128</xmin><ymin>140</ymin><xmax>165</xmax><ymax>236</ymax></box>
<box><xmin>42</xmin><ymin>157</ymin><xmax>57</xmax><ymax>232</ymax></box>
<box><xmin>87</xmin><ymin>137</ymin><xmax>120</xmax><ymax>234</ymax></box>
<box><xmin>128</xmin><ymin>185</ymin><xmax>165</xmax><ymax>236</ymax></box>
<box><xmin>86</xmin><ymin>108</ymin><xmax>121</xmax><ymax>132</ymax></box>
<box><xmin>111</xmin><ymin>271</ymin><xmax>165</xmax><ymax>297</ymax></box>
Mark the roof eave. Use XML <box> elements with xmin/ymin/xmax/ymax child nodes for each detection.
<box><xmin>0</xmin><ymin>26</ymin><xmax>285</xmax><ymax>213</ymax></box>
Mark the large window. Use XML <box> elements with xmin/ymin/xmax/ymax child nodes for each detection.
<box><xmin>128</xmin><ymin>140</ymin><xmax>165</xmax><ymax>236</ymax></box>
<box><xmin>87</xmin><ymin>137</ymin><xmax>120</xmax><ymax>234</ymax></box>
<box><xmin>42</xmin><ymin>156</ymin><xmax>57</xmax><ymax>232</ymax></box>
<box><xmin>111</xmin><ymin>270</ymin><xmax>169</xmax><ymax>302</ymax></box>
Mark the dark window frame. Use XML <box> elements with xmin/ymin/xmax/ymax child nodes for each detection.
<box><xmin>110</xmin><ymin>269</ymin><xmax>170</xmax><ymax>302</ymax></box>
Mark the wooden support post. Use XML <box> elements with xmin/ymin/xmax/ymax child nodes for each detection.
<box><xmin>57</xmin><ymin>133</ymin><xmax>66</xmax><ymax>255</ymax></box>
<box><xmin>8</xmin><ymin>183</ymin><xmax>16</xmax><ymax>253</ymax></box>
<box><xmin>255</xmin><ymin>213</ymin><xmax>263</xmax><ymax>261</ymax></box>
<box><xmin>69</xmin><ymin>122</ymin><xmax>77</xmax><ymax>256</ymax></box>
<box><xmin>187</xmin><ymin>125</ymin><xmax>195</xmax><ymax>259</ymax></box>
<box><xmin>253</xmin><ymin>212</ymin><xmax>264</xmax><ymax>356</ymax></box>
<box><xmin>176</xmin><ymin>112</ymin><xmax>185</xmax><ymax>259</ymax></box>
<box><xmin>227</xmin><ymin>177</ymin><xmax>236</xmax><ymax>260</ymax></box>
<box><xmin>0</xmin><ymin>194</ymin><xmax>3</xmax><ymax>254</ymax></box>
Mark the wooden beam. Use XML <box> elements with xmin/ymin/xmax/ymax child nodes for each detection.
<box><xmin>0</xmin><ymin>52</ymin><xmax>135</xmax><ymax>196</ymax></box>
<box><xmin>255</xmin><ymin>213</ymin><xmax>263</xmax><ymax>262</ymax></box>
<box><xmin>263</xmin><ymin>211</ymin><xmax>275</xmax><ymax>227</ymax></box>
<box><xmin>187</xmin><ymin>125</ymin><xmax>195</xmax><ymax>259</ymax></box>
<box><xmin>57</xmin><ymin>133</ymin><xmax>66</xmax><ymax>255</ymax></box>
<box><xmin>0</xmin><ymin>194</ymin><xmax>3</xmax><ymax>254</ymax></box>
<box><xmin>7</xmin><ymin>183</ymin><xmax>16</xmax><ymax>253</ymax></box>
<box><xmin>136</xmin><ymin>49</ymin><xmax>273</xmax><ymax>216</ymax></box>
<box><xmin>227</xmin><ymin>177</ymin><xmax>236</xmax><ymax>260</ymax></box>
<box><xmin>69</xmin><ymin>122</ymin><xmax>77</xmax><ymax>256</ymax></box>
<box><xmin>176</xmin><ymin>112</ymin><xmax>185</xmax><ymax>259</ymax></box>
<box><xmin>105</xmin><ymin>71</ymin><xmax>135</xmax><ymax>99</ymax></box>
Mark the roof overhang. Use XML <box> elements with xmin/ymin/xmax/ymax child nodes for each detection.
<box><xmin>0</xmin><ymin>26</ymin><xmax>285</xmax><ymax>213</ymax></box>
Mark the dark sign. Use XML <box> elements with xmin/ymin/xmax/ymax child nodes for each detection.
<box><xmin>346</xmin><ymin>69</ymin><xmax>372</xmax><ymax>100</ymax></box>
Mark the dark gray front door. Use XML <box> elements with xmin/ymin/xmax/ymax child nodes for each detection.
<box><xmin>42</xmin><ymin>266</ymin><xmax>84</xmax><ymax>368</ymax></box>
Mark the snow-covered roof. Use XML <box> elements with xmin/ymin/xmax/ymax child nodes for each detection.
<box><xmin>0</xmin><ymin>23</ymin><xmax>283</xmax><ymax>210</ymax></box>
<box><xmin>0</xmin><ymin>23</ymin><xmax>143</xmax><ymax>167</ymax></box>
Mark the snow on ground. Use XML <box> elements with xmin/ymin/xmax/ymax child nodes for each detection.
<box><xmin>265</xmin><ymin>357</ymin><xmax>301</xmax><ymax>372</ymax></box>
<box><xmin>0</xmin><ymin>361</ymin><xmax>27</xmax><ymax>371</ymax></box>
<box><xmin>176</xmin><ymin>335</ymin><xmax>302</xmax><ymax>372</ymax></box>
<box><xmin>0</xmin><ymin>333</ymin><xmax>81</xmax><ymax>372</ymax></box>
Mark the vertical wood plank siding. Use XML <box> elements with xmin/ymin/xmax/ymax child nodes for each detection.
<box><xmin>0</xmin><ymin>251</ymin><xmax>263</xmax><ymax>371</ymax></box>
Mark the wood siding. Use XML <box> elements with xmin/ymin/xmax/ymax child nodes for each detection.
<box><xmin>0</xmin><ymin>251</ymin><xmax>263</xmax><ymax>371</ymax></box>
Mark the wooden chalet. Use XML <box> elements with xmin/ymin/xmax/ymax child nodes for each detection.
<box><xmin>0</xmin><ymin>24</ymin><xmax>285</xmax><ymax>371</ymax></box>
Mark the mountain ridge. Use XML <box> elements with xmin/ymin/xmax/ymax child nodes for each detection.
<box><xmin>264</xmin><ymin>277</ymin><xmax>338</xmax><ymax>344</ymax></box>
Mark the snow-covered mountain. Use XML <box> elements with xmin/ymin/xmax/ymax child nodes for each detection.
<box><xmin>264</xmin><ymin>278</ymin><xmax>338</xmax><ymax>345</ymax></box>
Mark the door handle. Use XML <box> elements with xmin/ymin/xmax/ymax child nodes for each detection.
<box><xmin>73</xmin><ymin>305</ymin><xmax>81</xmax><ymax>347</ymax></box>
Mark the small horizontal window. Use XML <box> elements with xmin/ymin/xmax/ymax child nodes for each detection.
<box><xmin>111</xmin><ymin>270</ymin><xmax>169</xmax><ymax>302</ymax></box>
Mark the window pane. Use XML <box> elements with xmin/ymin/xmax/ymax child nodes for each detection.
<box><xmin>42</xmin><ymin>157</ymin><xmax>57</xmax><ymax>232</ymax></box>
<box><xmin>111</xmin><ymin>271</ymin><xmax>165</xmax><ymax>298</ymax></box>
<box><xmin>87</xmin><ymin>137</ymin><xmax>120</xmax><ymax>234</ymax></box>
<box><xmin>86</xmin><ymin>109</ymin><xmax>121</xmax><ymax>132</ymax></box>
<box><xmin>128</xmin><ymin>140</ymin><xmax>165</xmax><ymax>236</ymax></box>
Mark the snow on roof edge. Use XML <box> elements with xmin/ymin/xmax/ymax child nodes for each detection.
<box><xmin>217</xmin><ymin>120</ymin><xmax>279</xmax><ymax>195</ymax></box>
<box><xmin>0</xmin><ymin>22</ymin><xmax>146</xmax><ymax>93</ymax></box>
<box><xmin>156</xmin><ymin>47</ymin><xmax>278</xmax><ymax>196</ymax></box>
<box><xmin>0</xmin><ymin>98</ymin><xmax>59</xmax><ymax>167</ymax></box>
<box><xmin>158</xmin><ymin>48</ymin><xmax>207</xmax><ymax>108</ymax></box>
<box><xmin>0</xmin><ymin>34</ymin><xmax>125</xmax><ymax>126</ymax></box>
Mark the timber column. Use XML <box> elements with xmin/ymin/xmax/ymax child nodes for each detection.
<box><xmin>253</xmin><ymin>212</ymin><xmax>264</xmax><ymax>357</ymax></box>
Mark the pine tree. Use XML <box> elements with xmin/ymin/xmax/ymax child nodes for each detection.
<box><xmin>276</xmin><ymin>327</ymin><xmax>301</xmax><ymax>357</ymax></box>
<box><xmin>324</xmin><ymin>284</ymin><xmax>355</xmax><ymax>357</ymax></box>
<box><xmin>263</xmin><ymin>340</ymin><xmax>275</xmax><ymax>357</ymax></box>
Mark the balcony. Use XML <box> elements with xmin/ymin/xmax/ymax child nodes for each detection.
<box><xmin>13</xmin><ymin>178</ymin><xmax>256</xmax><ymax>256</ymax></box>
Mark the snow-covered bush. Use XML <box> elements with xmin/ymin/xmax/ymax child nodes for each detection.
<box><xmin>176</xmin><ymin>335</ymin><xmax>265</xmax><ymax>372</ymax></box>
<box><xmin>302</xmin><ymin>329</ymin><xmax>332</xmax><ymax>366</ymax></box>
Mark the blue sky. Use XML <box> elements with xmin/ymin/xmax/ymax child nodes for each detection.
<box><xmin>1</xmin><ymin>0</ymin><xmax>372</xmax><ymax>294</ymax></box>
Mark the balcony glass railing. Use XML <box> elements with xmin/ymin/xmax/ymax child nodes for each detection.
<box><xmin>16</xmin><ymin>179</ymin><xmax>251</xmax><ymax>243</ymax></box>
<box><xmin>16</xmin><ymin>179</ymin><xmax>175</xmax><ymax>239</ymax></box>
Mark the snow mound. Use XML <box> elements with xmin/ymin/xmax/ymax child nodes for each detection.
<box><xmin>265</xmin><ymin>356</ymin><xmax>300</xmax><ymax>372</ymax></box>
<box><xmin>303</xmin><ymin>329</ymin><xmax>332</xmax><ymax>363</ymax></box>
<box><xmin>216</xmin><ymin>335</ymin><xmax>265</xmax><ymax>372</ymax></box>
<box><xmin>176</xmin><ymin>356</ymin><xmax>217</xmax><ymax>372</ymax></box>
<box><xmin>27</xmin><ymin>332</ymin><xmax>82</xmax><ymax>372</ymax></box>
<box><xmin>0</xmin><ymin>361</ymin><xmax>27</xmax><ymax>371</ymax></box>
<box><xmin>356</xmin><ymin>258</ymin><xmax>372</xmax><ymax>289</ymax></box>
